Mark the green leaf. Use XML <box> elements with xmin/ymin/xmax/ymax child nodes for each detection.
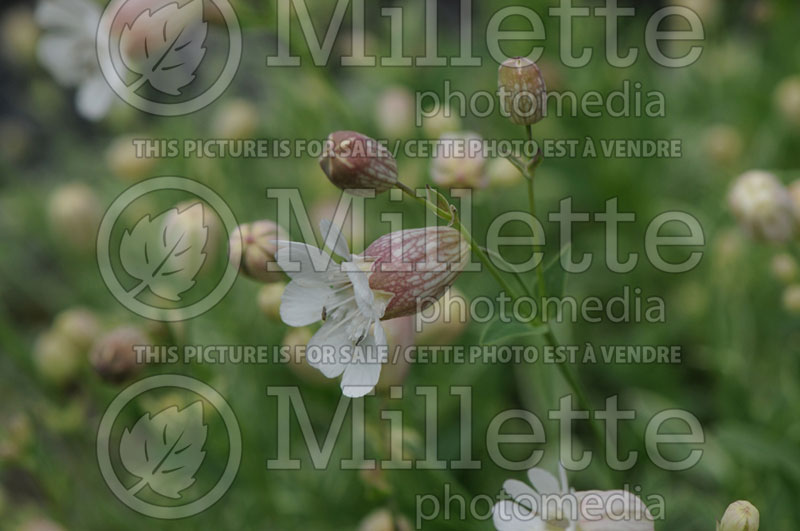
<box><xmin>541</xmin><ymin>242</ymin><xmax>571</xmax><ymax>299</ymax></box>
<box><xmin>479</xmin><ymin>317</ymin><xmax>547</xmax><ymax>346</ymax></box>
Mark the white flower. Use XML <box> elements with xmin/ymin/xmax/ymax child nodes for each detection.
<box><xmin>277</xmin><ymin>220</ymin><xmax>392</xmax><ymax>398</ymax></box>
<box><xmin>493</xmin><ymin>465</ymin><xmax>654</xmax><ymax>531</ymax></box>
<box><xmin>728</xmin><ymin>170</ymin><xmax>797</xmax><ymax>243</ymax></box>
<box><xmin>35</xmin><ymin>0</ymin><xmax>114</xmax><ymax>120</ymax></box>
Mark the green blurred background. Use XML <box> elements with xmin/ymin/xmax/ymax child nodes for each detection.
<box><xmin>1</xmin><ymin>0</ymin><xmax>800</xmax><ymax>529</ymax></box>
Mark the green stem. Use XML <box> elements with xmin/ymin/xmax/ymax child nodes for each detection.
<box><xmin>521</xmin><ymin>124</ymin><xmax>611</xmax><ymax>486</ymax></box>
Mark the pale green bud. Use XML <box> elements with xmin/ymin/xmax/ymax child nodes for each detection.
<box><xmin>718</xmin><ymin>501</ymin><xmax>759</xmax><ymax>531</ymax></box>
<box><xmin>106</xmin><ymin>135</ymin><xmax>156</xmax><ymax>182</ymax></box>
<box><xmin>47</xmin><ymin>183</ymin><xmax>102</xmax><ymax>252</ymax></box>
<box><xmin>229</xmin><ymin>220</ymin><xmax>288</xmax><ymax>283</ymax></box>
<box><xmin>212</xmin><ymin>98</ymin><xmax>259</xmax><ymax>139</ymax></box>
<box><xmin>770</xmin><ymin>253</ymin><xmax>798</xmax><ymax>284</ymax></box>
<box><xmin>783</xmin><ymin>284</ymin><xmax>800</xmax><ymax>314</ymax></box>
<box><xmin>53</xmin><ymin>307</ymin><xmax>101</xmax><ymax>353</ymax></box>
<box><xmin>33</xmin><ymin>330</ymin><xmax>83</xmax><ymax>386</ymax></box>
<box><xmin>487</xmin><ymin>157</ymin><xmax>522</xmax><ymax>188</ymax></box>
<box><xmin>257</xmin><ymin>282</ymin><xmax>286</xmax><ymax>321</ymax></box>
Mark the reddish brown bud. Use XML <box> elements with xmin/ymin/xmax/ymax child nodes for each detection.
<box><xmin>365</xmin><ymin>226</ymin><xmax>469</xmax><ymax>320</ymax></box>
<box><xmin>498</xmin><ymin>57</ymin><xmax>546</xmax><ymax>126</ymax></box>
<box><xmin>320</xmin><ymin>131</ymin><xmax>398</xmax><ymax>196</ymax></box>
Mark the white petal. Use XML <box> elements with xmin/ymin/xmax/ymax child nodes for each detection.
<box><xmin>306</xmin><ymin>320</ymin><xmax>349</xmax><ymax>378</ymax></box>
<box><xmin>503</xmin><ymin>479</ymin><xmax>539</xmax><ymax>512</ymax></box>
<box><xmin>373</xmin><ymin>320</ymin><xmax>387</xmax><ymax>348</ymax></box>
<box><xmin>37</xmin><ymin>35</ymin><xmax>84</xmax><ymax>86</ymax></box>
<box><xmin>280</xmin><ymin>281</ymin><xmax>331</xmax><ymax>326</ymax></box>
<box><xmin>76</xmin><ymin>77</ymin><xmax>114</xmax><ymax>121</ymax></box>
<box><xmin>340</xmin><ymin>335</ymin><xmax>382</xmax><ymax>398</ymax></box>
<box><xmin>492</xmin><ymin>501</ymin><xmax>543</xmax><ymax>531</ymax></box>
<box><xmin>527</xmin><ymin>467</ymin><xmax>562</xmax><ymax>495</ymax></box>
<box><xmin>319</xmin><ymin>219</ymin><xmax>351</xmax><ymax>260</ymax></box>
<box><xmin>344</xmin><ymin>266</ymin><xmax>377</xmax><ymax>316</ymax></box>
<box><xmin>276</xmin><ymin>241</ymin><xmax>337</xmax><ymax>280</ymax></box>
<box><xmin>36</xmin><ymin>0</ymin><xmax>98</xmax><ymax>33</ymax></box>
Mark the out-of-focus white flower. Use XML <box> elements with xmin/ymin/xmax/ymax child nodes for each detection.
<box><xmin>487</xmin><ymin>157</ymin><xmax>522</xmax><ymax>188</ymax></box>
<box><xmin>775</xmin><ymin>76</ymin><xmax>800</xmax><ymax>127</ymax></box>
<box><xmin>728</xmin><ymin>170</ymin><xmax>797</xmax><ymax>243</ymax></box>
<box><xmin>212</xmin><ymin>98</ymin><xmax>260</xmax><ymax>139</ymax></box>
<box><xmin>703</xmin><ymin>125</ymin><xmax>743</xmax><ymax>166</ymax></box>
<box><xmin>357</xmin><ymin>508</ymin><xmax>412</xmax><ymax>531</ymax></box>
<box><xmin>106</xmin><ymin>135</ymin><xmax>156</xmax><ymax>182</ymax></box>
<box><xmin>770</xmin><ymin>253</ymin><xmax>798</xmax><ymax>284</ymax></box>
<box><xmin>717</xmin><ymin>500</ymin><xmax>759</xmax><ymax>531</ymax></box>
<box><xmin>493</xmin><ymin>465</ymin><xmax>654</xmax><ymax>531</ymax></box>
<box><xmin>783</xmin><ymin>284</ymin><xmax>800</xmax><ymax>314</ymax></box>
<box><xmin>47</xmin><ymin>182</ymin><xmax>102</xmax><ymax>251</ymax></box>
<box><xmin>422</xmin><ymin>106</ymin><xmax>461</xmax><ymax>139</ymax></box>
<box><xmin>375</xmin><ymin>86</ymin><xmax>415</xmax><ymax>140</ymax></box>
<box><xmin>430</xmin><ymin>131</ymin><xmax>487</xmax><ymax>189</ymax></box>
<box><xmin>35</xmin><ymin>0</ymin><xmax>114</xmax><ymax>121</ymax></box>
<box><xmin>277</xmin><ymin>221</ymin><xmax>468</xmax><ymax>396</ymax></box>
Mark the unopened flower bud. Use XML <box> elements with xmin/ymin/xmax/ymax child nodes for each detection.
<box><xmin>728</xmin><ymin>170</ymin><xmax>797</xmax><ymax>243</ymax></box>
<box><xmin>783</xmin><ymin>284</ymin><xmax>800</xmax><ymax>314</ymax></box>
<box><xmin>89</xmin><ymin>326</ymin><xmax>149</xmax><ymax>383</ymax></box>
<box><xmin>498</xmin><ymin>57</ymin><xmax>546</xmax><ymax>126</ymax></box>
<box><xmin>165</xmin><ymin>200</ymin><xmax>222</xmax><ymax>264</ymax></box>
<box><xmin>0</xmin><ymin>7</ymin><xmax>38</xmax><ymax>66</ymax></box>
<box><xmin>47</xmin><ymin>183</ymin><xmax>102</xmax><ymax>252</ymax></box>
<box><xmin>430</xmin><ymin>131</ymin><xmax>487</xmax><ymax>189</ymax></box>
<box><xmin>789</xmin><ymin>179</ymin><xmax>800</xmax><ymax>216</ymax></box>
<box><xmin>257</xmin><ymin>282</ymin><xmax>286</xmax><ymax>320</ymax></box>
<box><xmin>774</xmin><ymin>76</ymin><xmax>800</xmax><ymax>126</ymax></box>
<box><xmin>33</xmin><ymin>331</ymin><xmax>83</xmax><ymax>386</ymax></box>
<box><xmin>365</xmin><ymin>226</ymin><xmax>470</xmax><ymax>320</ymax></box>
<box><xmin>375</xmin><ymin>86</ymin><xmax>415</xmax><ymax>139</ymax></box>
<box><xmin>487</xmin><ymin>157</ymin><xmax>522</xmax><ymax>188</ymax></box>
<box><xmin>357</xmin><ymin>509</ymin><xmax>412</xmax><ymax>531</ymax></box>
<box><xmin>771</xmin><ymin>253</ymin><xmax>798</xmax><ymax>284</ymax></box>
<box><xmin>229</xmin><ymin>220</ymin><xmax>288</xmax><ymax>283</ymax></box>
<box><xmin>106</xmin><ymin>135</ymin><xmax>156</xmax><ymax>182</ymax></box>
<box><xmin>718</xmin><ymin>501</ymin><xmax>759</xmax><ymax>531</ymax></box>
<box><xmin>704</xmin><ymin>124</ymin><xmax>743</xmax><ymax>166</ymax></box>
<box><xmin>422</xmin><ymin>106</ymin><xmax>461</xmax><ymax>139</ymax></box>
<box><xmin>320</xmin><ymin>131</ymin><xmax>398</xmax><ymax>195</ymax></box>
<box><xmin>212</xmin><ymin>98</ymin><xmax>259</xmax><ymax>139</ymax></box>
<box><xmin>0</xmin><ymin>413</ymin><xmax>33</xmax><ymax>463</ymax></box>
<box><xmin>53</xmin><ymin>307</ymin><xmax>101</xmax><ymax>353</ymax></box>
